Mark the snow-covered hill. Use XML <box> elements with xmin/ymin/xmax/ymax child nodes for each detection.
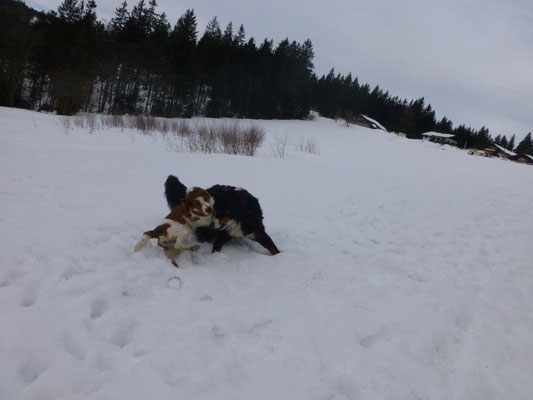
<box><xmin>1</xmin><ymin>107</ymin><xmax>532</xmax><ymax>400</ymax></box>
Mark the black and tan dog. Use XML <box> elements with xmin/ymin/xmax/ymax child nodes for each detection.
<box><xmin>165</xmin><ymin>175</ymin><xmax>280</xmax><ymax>255</ymax></box>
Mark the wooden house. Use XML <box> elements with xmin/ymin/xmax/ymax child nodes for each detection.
<box><xmin>421</xmin><ymin>132</ymin><xmax>457</xmax><ymax>146</ymax></box>
<box><xmin>492</xmin><ymin>144</ymin><xmax>516</xmax><ymax>159</ymax></box>
<box><xmin>510</xmin><ymin>153</ymin><xmax>533</xmax><ymax>165</ymax></box>
<box><xmin>352</xmin><ymin>114</ymin><xmax>387</xmax><ymax>131</ymax></box>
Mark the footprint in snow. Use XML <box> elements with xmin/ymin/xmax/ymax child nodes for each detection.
<box><xmin>166</xmin><ymin>277</ymin><xmax>182</xmax><ymax>291</ymax></box>
<box><xmin>19</xmin><ymin>357</ymin><xmax>49</xmax><ymax>385</ymax></box>
<box><xmin>249</xmin><ymin>319</ymin><xmax>273</xmax><ymax>336</ymax></box>
<box><xmin>19</xmin><ymin>285</ymin><xmax>39</xmax><ymax>308</ymax></box>
<box><xmin>212</xmin><ymin>325</ymin><xmax>226</xmax><ymax>343</ymax></box>
<box><xmin>90</xmin><ymin>298</ymin><xmax>108</xmax><ymax>319</ymax></box>
<box><xmin>108</xmin><ymin>319</ymin><xmax>136</xmax><ymax>348</ymax></box>
<box><xmin>359</xmin><ymin>327</ymin><xmax>393</xmax><ymax>349</ymax></box>
<box><xmin>62</xmin><ymin>332</ymin><xmax>86</xmax><ymax>360</ymax></box>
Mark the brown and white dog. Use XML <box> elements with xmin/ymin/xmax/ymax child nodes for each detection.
<box><xmin>134</xmin><ymin>187</ymin><xmax>215</xmax><ymax>267</ymax></box>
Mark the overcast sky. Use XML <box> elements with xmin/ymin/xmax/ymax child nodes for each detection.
<box><xmin>28</xmin><ymin>0</ymin><xmax>533</xmax><ymax>139</ymax></box>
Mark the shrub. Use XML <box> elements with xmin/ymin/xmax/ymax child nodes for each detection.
<box><xmin>269</xmin><ymin>133</ymin><xmax>290</xmax><ymax>159</ymax></box>
<box><xmin>59</xmin><ymin>114</ymin><xmax>266</xmax><ymax>156</ymax></box>
<box><xmin>295</xmin><ymin>136</ymin><xmax>320</xmax><ymax>155</ymax></box>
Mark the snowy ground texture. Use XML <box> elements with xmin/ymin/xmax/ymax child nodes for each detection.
<box><xmin>1</xmin><ymin>107</ymin><xmax>533</xmax><ymax>400</ymax></box>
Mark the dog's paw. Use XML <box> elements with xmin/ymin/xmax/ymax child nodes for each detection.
<box><xmin>190</xmin><ymin>245</ymin><xmax>201</xmax><ymax>252</ymax></box>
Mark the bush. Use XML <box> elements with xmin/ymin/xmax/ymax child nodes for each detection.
<box><xmin>295</xmin><ymin>136</ymin><xmax>320</xmax><ymax>155</ymax></box>
<box><xmin>59</xmin><ymin>114</ymin><xmax>266</xmax><ymax>156</ymax></box>
<box><xmin>269</xmin><ymin>133</ymin><xmax>290</xmax><ymax>159</ymax></box>
<box><xmin>242</xmin><ymin>125</ymin><xmax>265</xmax><ymax>156</ymax></box>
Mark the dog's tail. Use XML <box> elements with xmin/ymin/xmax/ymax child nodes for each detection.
<box><xmin>134</xmin><ymin>234</ymin><xmax>151</xmax><ymax>252</ymax></box>
<box><xmin>165</xmin><ymin>175</ymin><xmax>187</xmax><ymax>210</ymax></box>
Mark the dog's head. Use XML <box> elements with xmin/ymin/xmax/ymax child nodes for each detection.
<box><xmin>184</xmin><ymin>187</ymin><xmax>215</xmax><ymax>223</ymax></box>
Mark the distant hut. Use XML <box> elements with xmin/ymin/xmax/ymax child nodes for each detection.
<box><xmin>353</xmin><ymin>114</ymin><xmax>387</xmax><ymax>131</ymax></box>
<box><xmin>492</xmin><ymin>144</ymin><xmax>516</xmax><ymax>159</ymax></box>
<box><xmin>510</xmin><ymin>153</ymin><xmax>533</xmax><ymax>165</ymax></box>
<box><xmin>421</xmin><ymin>132</ymin><xmax>457</xmax><ymax>146</ymax></box>
<box><xmin>468</xmin><ymin>149</ymin><xmax>489</xmax><ymax>157</ymax></box>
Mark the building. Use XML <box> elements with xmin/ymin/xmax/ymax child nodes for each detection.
<box><xmin>510</xmin><ymin>153</ymin><xmax>533</xmax><ymax>165</ymax></box>
<box><xmin>421</xmin><ymin>132</ymin><xmax>457</xmax><ymax>146</ymax></box>
<box><xmin>352</xmin><ymin>114</ymin><xmax>387</xmax><ymax>131</ymax></box>
<box><xmin>469</xmin><ymin>149</ymin><xmax>491</xmax><ymax>157</ymax></box>
<box><xmin>492</xmin><ymin>144</ymin><xmax>516</xmax><ymax>159</ymax></box>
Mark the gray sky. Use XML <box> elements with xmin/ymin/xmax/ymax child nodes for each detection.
<box><xmin>28</xmin><ymin>0</ymin><xmax>533</xmax><ymax>139</ymax></box>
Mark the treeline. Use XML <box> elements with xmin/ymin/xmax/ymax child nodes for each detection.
<box><xmin>313</xmin><ymin>70</ymin><xmax>530</xmax><ymax>150</ymax></box>
<box><xmin>0</xmin><ymin>0</ymin><xmax>313</xmax><ymax>119</ymax></box>
<box><xmin>0</xmin><ymin>0</ymin><xmax>530</xmax><ymax>151</ymax></box>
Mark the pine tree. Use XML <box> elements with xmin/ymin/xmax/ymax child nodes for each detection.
<box><xmin>223</xmin><ymin>22</ymin><xmax>233</xmax><ymax>42</ymax></box>
<box><xmin>515</xmin><ymin>132</ymin><xmax>532</xmax><ymax>155</ymax></box>
<box><xmin>111</xmin><ymin>1</ymin><xmax>129</xmax><ymax>32</ymax></box>
<box><xmin>204</xmin><ymin>16</ymin><xmax>221</xmax><ymax>38</ymax></box>
<box><xmin>301</xmin><ymin>39</ymin><xmax>314</xmax><ymax>72</ymax></box>
<box><xmin>508</xmin><ymin>134</ymin><xmax>516</xmax><ymax>151</ymax></box>
<box><xmin>146</xmin><ymin>0</ymin><xmax>157</xmax><ymax>32</ymax></box>
<box><xmin>58</xmin><ymin>0</ymin><xmax>82</xmax><ymax>23</ymax></box>
<box><xmin>436</xmin><ymin>116</ymin><xmax>452</xmax><ymax>133</ymax></box>
<box><xmin>82</xmin><ymin>0</ymin><xmax>97</xmax><ymax>26</ymax></box>
<box><xmin>234</xmin><ymin>24</ymin><xmax>245</xmax><ymax>46</ymax></box>
<box><xmin>173</xmin><ymin>9</ymin><xmax>197</xmax><ymax>44</ymax></box>
<box><xmin>130</xmin><ymin>0</ymin><xmax>148</xmax><ymax>35</ymax></box>
<box><xmin>500</xmin><ymin>136</ymin><xmax>509</xmax><ymax>149</ymax></box>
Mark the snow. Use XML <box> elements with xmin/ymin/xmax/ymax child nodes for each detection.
<box><xmin>422</xmin><ymin>131</ymin><xmax>455</xmax><ymax>138</ymax></box>
<box><xmin>361</xmin><ymin>114</ymin><xmax>387</xmax><ymax>131</ymax></box>
<box><xmin>1</xmin><ymin>107</ymin><xmax>533</xmax><ymax>400</ymax></box>
<box><xmin>494</xmin><ymin>143</ymin><xmax>517</xmax><ymax>157</ymax></box>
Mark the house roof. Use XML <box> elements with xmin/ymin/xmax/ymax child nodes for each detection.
<box><xmin>494</xmin><ymin>144</ymin><xmax>517</xmax><ymax>157</ymax></box>
<box><xmin>421</xmin><ymin>131</ymin><xmax>455</xmax><ymax>138</ymax></box>
<box><xmin>360</xmin><ymin>115</ymin><xmax>387</xmax><ymax>131</ymax></box>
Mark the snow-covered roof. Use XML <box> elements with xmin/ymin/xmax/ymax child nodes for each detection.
<box><xmin>361</xmin><ymin>115</ymin><xmax>387</xmax><ymax>131</ymax></box>
<box><xmin>524</xmin><ymin>154</ymin><xmax>533</xmax><ymax>161</ymax></box>
<box><xmin>494</xmin><ymin>144</ymin><xmax>516</xmax><ymax>157</ymax></box>
<box><xmin>422</xmin><ymin>131</ymin><xmax>455</xmax><ymax>138</ymax></box>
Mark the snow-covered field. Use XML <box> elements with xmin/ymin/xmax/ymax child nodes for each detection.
<box><xmin>1</xmin><ymin>106</ymin><xmax>532</xmax><ymax>400</ymax></box>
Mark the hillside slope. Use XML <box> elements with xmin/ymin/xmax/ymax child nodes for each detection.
<box><xmin>1</xmin><ymin>107</ymin><xmax>532</xmax><ymax>400</ymax></box>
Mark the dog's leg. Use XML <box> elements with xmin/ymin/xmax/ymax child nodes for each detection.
<box><xmin>250</xmin><ymin>230</ymin><xmax>280</xmax><ymax>255</ymax></box>
<box><xmin>212</xmin><ymin>231</ymin><xmax>232</xmax><ymax>253</ymax></box>
<box><xmin>175</xmin><ymin>243</ymin><xmax>200</xmax><ymax>251</ymax></box>
<box><xmin>173</xmin><ymin>234</ymin><xmax>200</xmax><ymax>252</ymax></box>
<box><xmin>164</xmin><ymin>248</ymin><xmax>179</xmax><ymax>267</ymax></box>
<box><xmin>195</xmin><ymin>226</ymin><xmax>219</xmax><ymax>243</ymax></box>
<box><xmin>134</xmin><ymin>234</ymin><xmax>151</xmax><ymax>252</ymax></box>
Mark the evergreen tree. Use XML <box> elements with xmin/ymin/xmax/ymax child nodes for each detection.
<box><xmin>508</xmin><ymin>134</ymin><xmax>516</xmax><ymax>151</ymax></box>
<box><xmin>515</xmin><ymin>133</ymin><xmax>533</xmax><ymax>155</ymax></box>
<box><xmin>111</xmin><ymin>1</ymin><xmax>128</xmax><ymax>32</ymax></box>
<box><xmin>436</xmin><ymin>116</ymin><xmax>452</xmax><ymax>133</ymax></box>
<box><xmin>234</xmin><ymin>24</ymin><xmax>245</xmax><ymax>46</ymax></box>
<box><xmin>204</xmin><ymin>16</ymin><xmax>221</xmax><ymax>38</ymax></box>
<box><xmin>500</xmin><ymin>136</ymin><xmax>509</xmax><ymax>149</ymax></box>
<box><xmin>58</xmin><ymin>0</ymin><xmax>82</xmax><ymax>23</ymax></box>
<box><xmin>223</xmin><ymin>22</ymin><xmax>233</xmax><ymax>42</ymax></box>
